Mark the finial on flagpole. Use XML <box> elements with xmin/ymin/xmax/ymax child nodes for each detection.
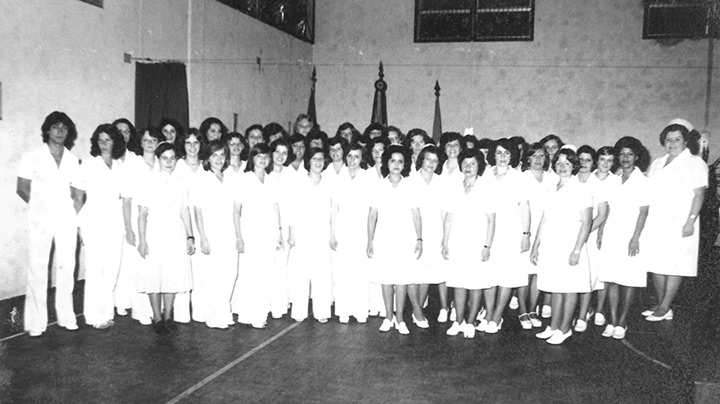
<box><xmin>378</xmin><ymin>61</ymin><xmax>384</xmax><ymax>79</ymax></box>
<box><xmin>434</xmin><ymin>80</ymin><xmax>441</xmax><ymax>97</ymax></box>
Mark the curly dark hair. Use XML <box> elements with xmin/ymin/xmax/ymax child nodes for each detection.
<box><xmin>41</xmin><ymin>111</ymin><xmax>78</xmax><ymax>149</ymax></box>
<box><xmin>90</xmin><ymin>123</ymin><xmax>126</xmax><ymax>159</ymax></box>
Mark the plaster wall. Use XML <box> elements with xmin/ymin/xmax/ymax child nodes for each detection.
<box><xmin>0</xmin><ymin>0</ymin><xmax>312</xmax><ymax>300</ymax></box>
<box><xmin>313</xmin><ymin>0</ymin><xmax>720</xmax><ymax>162</ymax></box>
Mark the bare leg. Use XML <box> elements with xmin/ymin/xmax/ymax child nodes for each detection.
<box><xmin>528</xmin><ymin>275</ymin><xmax>540</xmax><ymax>312</ymax></box>
<box><xmin>148</xmin><ymin>293</ymin><xmax>162</xmax><ymax>322</ymax></box>
<box><xmin>418</xmin><ymin>283</ymin><xmax>430</xmax><ymax>308</ymax></box>
<box><xmin>162</xmin><ymin>293</ymin><xmax>175</xmax><ymax>321</ymax></box>
<box><xmin>576</xmin><ymin>292</ymin><xmax>591</xmax><ymax>322</ymax></box>
<box><xmin>381</xmin><ymin>284</ymin><xmax>394</xmax><ymax>321</ymax></box>
<box><xmin>595</xmin><ymin>288</ymin><xmax>607</xmax><ymax>316</ymax></box>
<box><xmin>438</xmin><ymin>282</ymin><xmax>449</xmax><ymax>311</ymax></box>
<box><xmin>492</xmin><ymin>286</ymin><xmax>512</xmax><ymax>323</ymax></box>
<box><xmin>650</xmin><ymin>273</ymin><xmax>665</xmax><ymax>311</ymax></box>
<box><xmin>618</xmin><ymin>286</ymin><xmax>636</xmax><ymax>328</ymax></box>
<box><xmin>395</xmin><ymin>285</ymin><xmax>408</xmax><ymax>324</ymax></box>
<box><xmin>483</xmin><ymin>287</ymin><xmax>497</xmax><ymax>321</ymax></box>
<box><xmin>606</xmin><ymin>282</ymin><xmax>620</xmax><ymax>325</ymax></box>
<box><xmin>516</xmin><ymin>286</ymin><xmax>529</xmax><ymax>314</ymax></box>
<box><xmin>559</xmin><ymin>293</ymin><xmax>578</xmax><ymax>333</ymax></box>
<box><xmin>454</xmin><ymin>288</ymin><xmax>468</xmax><ymax>323</ymax></box>
<box><xmin>656</xmin><ymin>275</ymin><xmax>681</xmax><ymax>315</ymax></box>
<box><xmin>407</xmin><ymin>284</ymin><xmax>427</xmax><ymax>321</ymax></box>
<box><xmin>549</xmin><ymin>293</ymin><xmax>563</xmax><ymax>330</ymax></box>
<box><xmin>466</xmin><ymin>289</ymin><xmax>482</xmax><ymax>324</ymax></box>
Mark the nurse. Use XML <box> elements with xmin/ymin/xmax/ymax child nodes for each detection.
<box><xmin>17</xmin><ymin>111</ymin><xmax>81</xmax><ymax>337</ymax></box>
<box><xmin>531</xmin><ymin>148</ymin><xmax>593</xmax><ymax>345</ymax></box>
<box><xmin>72</xmin><ymin>124</ymin><xmax>126</xmax><ymax>330</ymax></box>
<box><xmin>192</xmin><ymin>140</ymin><xmax>238</xmax><ymax>329</ymax></box>
<box><xmin>643</xmin><ymin>120</ymin><xmax>707</xmax><ymax>321</ymax></box>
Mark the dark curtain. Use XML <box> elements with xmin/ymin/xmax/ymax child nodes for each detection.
<box><xmin>134</xmin><ymin>62</ymin><xmax>189</xmax><ymax>133</ymax></box>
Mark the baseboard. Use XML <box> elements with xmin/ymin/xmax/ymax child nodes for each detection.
<box><xmin>0</xmin><ymin>279</ymin><xmax>85</xmax><ymax>339</ymax></box>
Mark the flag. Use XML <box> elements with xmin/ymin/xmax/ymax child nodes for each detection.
<box><xmin>432</xmin><ymin>80</ymin><xmax>442</xmax><ymax>143</ymax></box>
<box><xmin>307</xmin><ymin>65</ymin><xmax>318</xmax><ymax>126</ymax></box>
<box><xmin>371</xmin><ymin>61</ymin><xmax>387</xmax><ymax>126</ymax></box>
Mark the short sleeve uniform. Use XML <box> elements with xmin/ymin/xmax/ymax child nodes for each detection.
<box><xmin>645</xmin><ymin>149</ymin><xmax>708</xmax><ymax>276</ymax></box>
<box><xmin>537</xmin><ymin>178</ymin><xmax>593</xmax><ymax>293</ymax></box>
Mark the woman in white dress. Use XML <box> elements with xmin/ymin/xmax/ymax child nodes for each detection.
<box><xmin>518</xmin><ymin>143</ymin><xmax>557</xmax><ymax>329</ymax></box>
<box><xmin>598</xmin><ymin>137</ymin><xmax>650</xmax><ymax>339</ymax></box>
<box><xmin>200</xmin><ymin>117</ymin><xmax>228</xmax><ymax>143</ymax></box>
<box><xmin>443</xmin><ymin>149</ymin><xmax>497</xmax><ymax>339</ymax></box>
<box><xmin>485</xmin><ymin>138</ymin><xmax>531</xmax><ymax>334</ymax></box>
<box><xmin>268</xmin><ymin>138</ymin><xmax>296</xmax><ymax>319</ymax></box>
<box><xmin>364</xmin><ymin>137</ymin><xmax>389</xmax><ymax>317</ymax></box>
<box><xmin>643</xmin><ymin>120</ymin><xmax>707</xmax><ymax>321</ymax></box>
<box><xmin>232</xmin><ymin>143</ymin><xmax>284</xmax><ymax>328</ymax></box>
<box><xmin>159</xmin><ymin>118</ymin><xmax>183</xmax><ymax>148</ymax></box>
<box><xmin>287</xmin><ymin>133</ymin><xmax>308</xmax><ymax>180</ymax></box>
<box><xmin>192</xmin><ymin>140</ymin><xmax>238</xmax><ymax>329</ymax></box>
<box><xmin>226</xmin><ymin>132</ymin><xmax>249</xmax><ymax>174</ymax></box>
<box><xmin>367</xmin><ymin>145</ymin><xmax>423</xmax><ymax>335</ymax></box>
<box><xmin>174</xmin><ymin>128</ymin><xmax>204</xmax><ymax>324</ymax></box>
<box><xmin>288</xmin><ymin>148</ymin><xmax>334</xmax><ymax>323</ymax></box>
<box><xmin>411</xmin><ymin>145</ymin><xmax>447</xmax><ymax>326</ymax></box>
<box><xmin>112</xmin><ymin>118</ymin><xmax>152</xmax><ymax>322</ymax></box>
<box><xmin>531</xmin><ymin>148</ymin><xmax>593</xmax><ymax>345</ymax></box>
<box><xmin>120</xmin><ymin>127</ymin><xmax>165</xmax><ymax>326</ymax></box>
<box><xmin>333</xmin><ymin>143</ymin><xmax>372</xmax><ymax>323</ymax></box>
<box><xmin>574</xmin><ymin>145</ymin><xmax>614</xmax><ymax>331</ymax></box>
<box><xmin>137</xmin><ymin>142</ymin><xmax>196</xmax><ymax>335</ymax></box>
<box><xmin>72</xmin><ymin>124</ymin><xmax>126</xmax><ymax>330</ymax></box>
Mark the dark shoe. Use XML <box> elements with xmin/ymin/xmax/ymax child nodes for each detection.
<box><xmin>165</xmin><ymin>319</ymin><xmax>178</xmax><ymax>333</ymax></box>
<box><xmin>153</xmin><ymin>320</ymin><xmax>167</xmax><ymax>335</ymax></box>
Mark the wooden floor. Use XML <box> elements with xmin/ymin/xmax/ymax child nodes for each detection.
<box><xmin>1</xmin><ymin>251</ymin><xmax>720</xmax><ymax>403</ymax></box>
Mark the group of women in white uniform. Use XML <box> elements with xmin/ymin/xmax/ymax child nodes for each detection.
<box><xmin>18</xmin><ymin>112</ymin><xmax>707</xmax><ymax>344</ymax></box>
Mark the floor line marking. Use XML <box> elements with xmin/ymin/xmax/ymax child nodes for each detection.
<box><xmin>0</xmin><ymin>313</ymin><xmax>84</xmax><ymax>343</ymax></box>
<box><xmin>621</xmin><ymin>339</ymin><xmax>673</xmax><ymax>370</ymax></box>
<box><xmin>165</xmin><ymin>321</ymin><xmax>301</xmax><ymax>404</ymax></box>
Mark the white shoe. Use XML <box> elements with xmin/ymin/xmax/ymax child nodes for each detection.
<box><xmin>541</xmin><ymin>305</ymin><xmax>552</xmax><ymax>318</ymax></box>
<box><xmin>547</xmin><ymin>330</ymin><xmax>572</xmax><ymax>345</ymax></box>
<box><xmin>475</xmin><ymin>318</ymin><xmax>489</xmax><ymax>332</ymax></box>
<box><xmin>62</xmin><ymin>323</ymin><xmax>79</xmax><ymax>331</ymax></box>
<box><xmin>395</xmin><ymin>319</ymin><xmax>410</xmax><ymax>335</ymax></box>
<box><xmin>594</xmin><ymin>312</ymin><xmax>606</xmax><ymax>326</ymax></box>
<box><xmin>485</xmin><ymin>319</ymin><xmax>503</xmax><ymax>334</ymax></box>
<box><xmin>446</xmin><ymin>321</ymin><xmax>464</xmax><ymax>336</ymax></box>
<box><xmin>536</xmin><ymin>326</ymin><xmax>556</xmax><ymax>339</ymax></box>
<box><xmin>437</xmin><ymin>308</ymin><xmax>448</xmax><ymax>323</ymax></box>
<box><xmin>138</xmin><ymin>317</ymin><xmax>152</xmax><ymax>326</ymax></box>
<box><xmin>477</xmin><ymin>308</ymin><xmax>487</xmax><ymax>321</ymax></box>
<box><xmin>462</xmin><ymin>323</ymin><xmax>476</xmax><ymax>338</ymax></box>
<box><xmin>612</xmin><ymin>326</ymin><xmax>627</xmax><ymax>340</ymax></box>
<box><xmin>509</xmin><ymin>296</ymin><xmax>519</xmax><ymax>310</ymax></box>
<box><xmin>116</xmin><ymin>308</ymin><xmax>128</xmax><ymax>316</ymax></box>
<box><xmin>412</xmin><ymin>314</ymin><xmax>429</xmax><ymax>329</ymax></box>
<box><xmin>601</xmin><ymin>324</ymin><xmax>615</xmax><ymax>338</ymax></box>
<box><xmin>356</xmin><ymin>316</ymin><xmax>368</xmax><ymax>324</ymax></box>
<box><xmin>528</xmin><ymin>312</ymin><xmax>543</xmax><ymax>328</ymax></box>
<box><xmin>379</xmin><ymin>318</ymin><xmax>393</xmax><ymax>332</ymax></box>
<box><xmin>92</xmin><ymin>320</ymin><xmax>114</xmax><ymax>330</ymax></box>
<box><xmin>317</xmin><ymin>318</ymin><xmax>329</xmax><ymax>324</ymax></box>
<box><xmin>251</xmin><ymin>321</ymin><xmax>267</xmax><ymax>329</ymax></box>
<box><xmin>574</xmin><ymin>319</ymin><xmax>587</xmax><ymax>333</ymax></box>
<box><xmin>28</xmin><ymin>330</ymin><xmax>42</xmax><ymax>337</ymax></box>
<box><xmin>449</xmin><ymin>307</ymin><xmax>457</xmax><ymax>322</ymax></box>
<box><xmin>339</xmin><ymin>316</ymin><xmax>350</xmax><ymax>324</ymax></box>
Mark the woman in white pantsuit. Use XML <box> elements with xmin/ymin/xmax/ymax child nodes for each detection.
<box><xmin>72</xmin><ymin>124</ymin><xmax>126</xmax><ymax>330</ymax></box>
<box><xmin>232</xmin><ymin>143</ymin><xmax>284</xmax><ymax>328</ymax></box>
<box><xmin>192</xmin><ymin>140</ymin><xmax>239</xmax><ymax>329</ymax></box>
